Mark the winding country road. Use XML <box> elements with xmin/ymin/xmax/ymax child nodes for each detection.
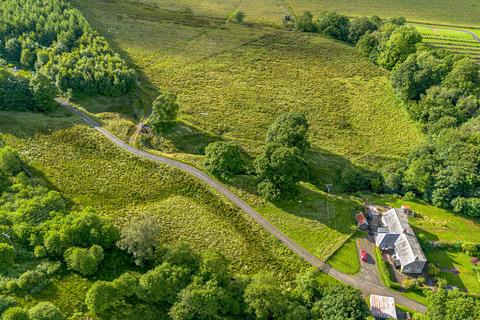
<box><xmin>58</xmin><ymin>99</ymin><xmax>426</xmax><ymax>313</ymax></box>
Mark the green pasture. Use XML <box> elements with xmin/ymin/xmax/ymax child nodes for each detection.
<box><xmin>96</xmin><ymin>0</ymin><xmax>480</xmax><ymax>27</ymax></box>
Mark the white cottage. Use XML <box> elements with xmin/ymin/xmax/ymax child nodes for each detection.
<box><xmin>375</xmin><ymin>208</ymin><xmax>427</xmax><ymax>274</ymax></box>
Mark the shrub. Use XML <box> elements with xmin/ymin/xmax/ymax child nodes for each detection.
<box><xmin>33</xmin><ymin>246</ymin><xmax>46</xmax><ymax>259</ymax></box>
<box><xmin>203</xmin><ymin>142</ymin><xmax>244</xmax><ymax>179</ymax></box>
<box><xmin>112</xmin><ymin>272</ymin><xmax>139</xmax><ymax>298</ymax></box>
<box><xmin>29</xmin><ymin>302</ymin><xmax>63</xmax><ymax>320</ymax></box>
<box><xmin>462</xmin><ymin>242</ymin><xmax>479</xmax><ymax>257</ymax></box>
<box><xmin>85</xmin><ymin>281</ymin><xmax>120</xmax><ymax>314</ymax></box>
<box><xmin>294</xmin><ymin>12</ymin><xmax>318</xmax><ymax>33</ymax></box>
<box><xmin>348</xmin><ymin>16</ymin><xmax>381</xmax><ymax>43</ymax></box>
<box><xmin>0</xmin><ymin>243</ymin><xmax>15</xmax><ymax>272</ymax></box>
<box><xmin>231</xmin><ymin>11</ymin><xmax>245</xmax><ymax>23</ymax></box>
<box><xmin>317</xmin><ymin>11</ymin><xmax>350</xmax><ymax>41</ymax></box>
<box><xmin>64</xmin><ymin>245</ymin><xmax>104</xmax><ymax>276</ymax></box>
<box><xmin>401</xmin><ymin>278</ymin><xmax>418</xmax><ymax>290</ymax></box>
<box><xmin>374</xmin><ymin>248</ymin><xmax>401</xmax><ymax>290</ymax></box>
<box><xmin>403</xmin><ymin>191</ymin><xmax>416</xmax><ymax>201</ymax></box>
<box><xmin>137</xmin><ymin>263</ymin><xmax>191</xmax><ymax>305</ymax></box>
<box><xmin>35</xmin><ymin>261</ymin><xmax>61</xmax><ymax>276</ymax></box>
<box><xmin>16</xmin><ymin>270</ymin><xmax>49</xmax><ymax>293</ymax></box>
<box><xmin>2</xmin><ymin>307</ymin><xmax>29</xmax><ymax>320</ymax></box>
<box><xmin>0</xmin><ymin>295</ymin><xmax>16</xmax><ymax>314</ymax></box>
<box><xmin>0</xmin><ymin>147</ymin><xmax>21</xmax><ymax>176</ymax></box>
<box><xmin>427</xmin><ymin>263</ymin><xmax>440</xmax><ymax>276</ymax></box>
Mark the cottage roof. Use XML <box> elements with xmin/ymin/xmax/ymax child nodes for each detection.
<box><xmin>382</xmin><ymin>209</ymin><xmax>426</xmax><ymax>267</ymax></box>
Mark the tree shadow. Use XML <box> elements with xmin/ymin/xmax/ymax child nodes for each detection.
<box><xmin>0</xmin><ymin>109</ymin><xmax>79</xmax><ymax>140</ymax></box>
<box><xmin>426</xmin><ymin>249</ymin><xmax>468</xmax><ymax>292</ymax></box>
<box><xmin>149</xmin><ymin>122</ymin><xmax>221</xmax><ymax>155</ymax></box>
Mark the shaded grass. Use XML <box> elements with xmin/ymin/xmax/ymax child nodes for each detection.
<box><xmin>426</xmin><ymin>250</ymin><xmax>480</xmax><ymax>294</ymax></box>
<box><xmin>327</xmin><ymin>232</ymin><xmax>361</xmax><ymax>274</ymax></box>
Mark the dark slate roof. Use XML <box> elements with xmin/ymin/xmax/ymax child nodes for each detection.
<box><xmin>382</xmin><ymin>209</ymin><xmax>426</xmax><ymax>267</ymax></box>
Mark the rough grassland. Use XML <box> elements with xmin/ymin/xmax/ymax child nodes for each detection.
<box><xmin>74</xmin><ymin>0</ymin><xmax>424</xmax><ymax>168</ymax></box>
<box><xmin>0</xmin><ymin>111</ymin><xmax>308</xmax><ymax>279</ymax></box>
<box><xmin>109</xmin><ymin>0</ymin><xmax>480</xmax><ymax>27</ymax></box>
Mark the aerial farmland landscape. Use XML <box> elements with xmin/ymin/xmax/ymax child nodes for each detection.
<box><xmin>1</xmin><ymin>1</ymin><xmax>480</xmax><ymax>319</ymax></box>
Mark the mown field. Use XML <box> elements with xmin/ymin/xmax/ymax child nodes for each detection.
<box><xmin>413</xmin><ymin>24</ymin><xmax>480</xmax><ymax>63</ymax></box>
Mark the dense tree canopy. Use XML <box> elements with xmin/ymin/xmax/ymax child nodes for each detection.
<box><xmin>255</xmin><ymin>112</ymin><xmax>310</xmax><ymax>200</ymax></box>
<box><xmin>203</xmin><ymin>142</ymin><xmax>244</xmax><ymax>179</ymax></box>
<box><xmin>377</xmin><ymin>25</ymin><xmax>422</xmax><ymax>70</ymax></box>
<box><xmin>148</xmin><ymin>92</ymin><xmax>180</xmax><ymax>131</ymax></box>
<box><xmin>266</xmin><ymin>112</ymin><xmax>310</xmax><ymax>153</ymax></box>
<box><xmin>0</xmin><ymin>0</ymin><xmax>136</xmax><ymax>96</ymax></box>
<box><xmin>424</xmin><ymin>287</ymin><xmax>480</xmax><ymax>320</ymax></box>
<box><xmin>317</xmin><ymin>11</ymin><xmax>350</xmax><ymax>41</ymax></box>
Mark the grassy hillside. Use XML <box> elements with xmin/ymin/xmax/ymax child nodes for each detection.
<box><xmin>74</xmin><ymin>0</ymin><xmax>424</xmax><ymax>170</ymax></box>
<box><xmin>0</xmin><ymin>111</ymin><xmax>308</xmax><ymax>280</ymax></box>
<box><xmin>95</xmin><ymin>0</ymin><xmax>480</xmax><ymax>27</ymax></box>
<box><xmin>67</xmin><ymin>0</ymin><xmax>425</xmax><ymax>273</ymax></box>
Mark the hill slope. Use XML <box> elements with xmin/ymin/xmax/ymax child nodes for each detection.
<box><xmin>74</xmin><ymin>0</ymin><xmax>424</xmax><ymax>170</ymax></box>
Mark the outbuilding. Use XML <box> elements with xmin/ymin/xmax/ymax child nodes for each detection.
<box><xmin>370</xmin><ymin>294</ymin><xmax>397</xmax><ymax>319</ymax></box>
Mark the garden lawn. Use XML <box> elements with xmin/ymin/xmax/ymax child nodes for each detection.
<box><xmin>368</xmin><ymin>195</ymin><xmax>480</xmax><ymax>244</ymax></box>
<box><xmin>426</xmin><ymin>250</ymin><xmax>480</xmax><ymax>294</ymax></box>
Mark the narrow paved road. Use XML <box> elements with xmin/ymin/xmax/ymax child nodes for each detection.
<box><xmin>58</xmin><ymin>99</ymin><xmax>426</xmax><ymax>313</ymax></box>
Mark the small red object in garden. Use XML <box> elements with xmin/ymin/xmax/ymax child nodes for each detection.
<box><xmin>360</xmin><ymin>250</ymin><xmax>368</xmax><ymax>262</ymax></box>
<box><xmin>472</xmin><ymin>257</ymin><xmax>479</xmax><ymax>265</ymax></box>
